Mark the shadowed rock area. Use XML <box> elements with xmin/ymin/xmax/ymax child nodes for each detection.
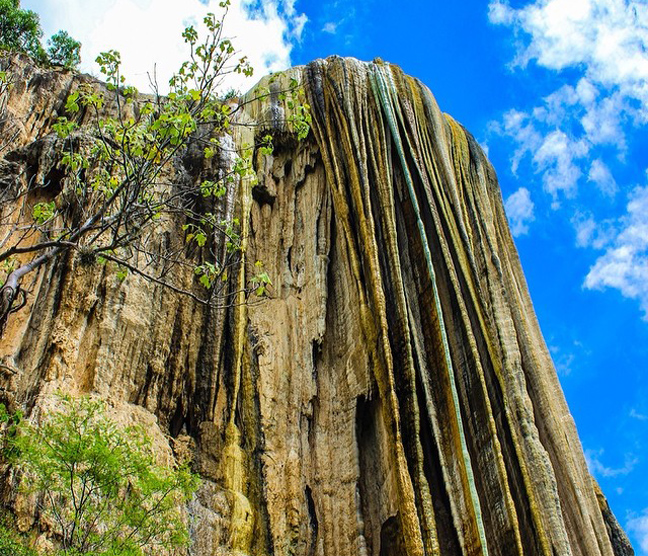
<box><xmin>0</xmin><ymin>53</ymin><xmax>634</xmax><ymax>555</ymax></box>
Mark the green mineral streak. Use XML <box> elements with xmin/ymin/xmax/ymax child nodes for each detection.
<box><xmin>402</xmin><ymin>73</ymin><xmax>525</xmax><ymax>555</ymax></box>
<box><xmin>370</xmin><ymin>63</ymin><xmax>490</xmax><ymax>556</ymax></box>
<box><xmin>355</xmin><ymin>65</ymin><xmax>440</xmax><ymax>556</ymax></box>
<box><xmin>443</xmin><ymin>113</ymin><xmax>557</xmax><ymax>556</ymax></box>
<box><xmin>441</xmin><ymin>116</ymin><xmax>534</xmax><ymax>556</ymax></box>
<box><xmin>307</xmin><ymin>58</ymin><xmax>427</xmax><ymax>556</ymax></box>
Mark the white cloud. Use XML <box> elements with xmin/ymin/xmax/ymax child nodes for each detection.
<box><xmin>573</xmin><ymin>212</ymin><xmax>599</xmax><ymax>248</ymax></box>
<box><xmin>291</xmin><ymin>13</ymin><xmax>308</xmax><ymax>39</ymax></box>
<box><xmin>585</xmin><ymin>447</ymin><xmax>638</xmax><ymax>478</ymax></box>
<box><xmin>534</xmin><ymin>130</ymin><xmax>588</xmax><ymax>203</ymax></box>
<box><xmin>579</xmin><ymin>92</ymin><xmax>628</xmax><ymax>150</ymax></box>
<box><xmin>505</xmin><ymin>187</ymin><xmax>535</xmax><ymax>236</ymax></box>
<box><xmin>627</xmin><ymin>511</ymin><xmax>648</xmax><ymax>554</ymax></box>
<box><xmin>489</xmin><ymin>0</ymin><xmax>648</xmax><ymax>314</ymax></box>
<box><xmin>488</xmin><ymin>1</ymin><xmax>516</xmax><ymax>25</ymax></box>
<box><xmin>584</xmin><ymin>186</ymin><xmax>648</xmax><ymax>318</ymax></box>
<box><xmin>495</xmin><ymin>103</ymin><xmax>593</xmax><ymax>206</ymax></box>
<box><xmin>488</xmin><ymin>0</ymin><xmax>648</xmax><ymax>200</ymax></box>
<box><xmin>489</xmin><ymin>0</ymin><xmax>648</xmax><ymax>109</ymax></box>
<box><xmin>322</xmin><ymin>22</ymin><xmax>337</xmax><ymax>34</ymax></box>
<box><xmin>571</xmin><ymin>210</ymin><xmax>617</xmax><ymax>249</ymax></box>
<box><xmin>495</xmin><ymin>109</ymin><xmax>541</xmax><ymax>174</ymax></box>
<box><xmin>588</xmin><ymin>159</ymin><xmax>618</xmax><ymax>197</ymax></box>
<box><xmin>24</xmin><ymin>0</ymin><xmax>307</xmax><ymax>93</ymax></box>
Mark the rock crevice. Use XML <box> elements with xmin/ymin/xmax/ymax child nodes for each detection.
<box><xmin>0</xmin><ymin>53</ymin><xmax>634</xmax><ymax>556</ymax></box>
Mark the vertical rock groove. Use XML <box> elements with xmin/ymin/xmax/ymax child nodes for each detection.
<box><xmin>0</xmin><ymin>53</ymin><xmax>634</xmax><ymax>556</ymax></box>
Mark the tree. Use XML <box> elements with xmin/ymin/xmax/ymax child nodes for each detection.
<box><xmin>0</xmin><ymin>0</ymin><xmax>45</xmax><ymax>62</ymax></box>
<box><xmin>0</xmin><ymin>0</ymin><xmax>310</xmax><ymax>334</ymax></box>
<box><xmin>47</xmin><ymin>31</ymin><xmax>81</xmax><ymax>69</ymax></box>
<box><xmin>5</xmin><ymin>395</ymin><xmax>199</xmax><ymax>555</ymax></box>
<box><xmin>0</xmin><ymin>0</ymin><xmax>80</xmax><ymax>68</ymax></box>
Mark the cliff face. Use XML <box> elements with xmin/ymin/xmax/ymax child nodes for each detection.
<box><xmin>0</xmin><ymin>53</ymin><xmax>634</xmax><ymax>556</ymax></box>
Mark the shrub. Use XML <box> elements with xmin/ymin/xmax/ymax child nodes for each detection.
<box><xmin>7</xmin><ymin>395</ymin><xmax>199</xmax><ymax>556</ymax></box>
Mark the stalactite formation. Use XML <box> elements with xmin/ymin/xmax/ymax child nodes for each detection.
<box><xmin>0</xmin><ymin>53</ymin><xmax>634</xmax><ymax>555</ymax></box>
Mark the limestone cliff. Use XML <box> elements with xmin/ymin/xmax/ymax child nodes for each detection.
<box><xmin>0</xmin><ymin>53</ymin><xmax>634</xmax><ymax>556</ymax></box>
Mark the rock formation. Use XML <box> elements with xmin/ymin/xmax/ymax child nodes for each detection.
<box><xmin>0</xmin><ymin>53</ymin><xmax>634</xmax><ymax>555</ymax></box>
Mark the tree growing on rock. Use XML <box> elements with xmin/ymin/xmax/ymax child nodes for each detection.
<box><xmin>0</xmin><ymin>0</ymin><xmax>81</xmax><ymax>68</ymax></box>
<box><xmin>1</xmin><ymin>396</ymin><xmax>199</xmax><ymax>555</ymax></box>
<box><xmin>46</xmin><ymin>30</ymin><xmax>81</xmax><ymax>70</ymax></box>
<box><xmin>0</xmin><ymin>0</ymin><xmax>44</xmax><ymax>62</ymax></box>
<box><xmin>0</xmin><ymin>0</ymin><xmax>310</xmax><ymax>335</ymax></box>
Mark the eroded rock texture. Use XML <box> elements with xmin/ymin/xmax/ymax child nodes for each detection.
<box><xmin>0</xmin><ymin>53</ymin><xmax>634</xmax><ymax>555</ymax></box>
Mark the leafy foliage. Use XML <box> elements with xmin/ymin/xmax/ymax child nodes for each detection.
<box><xmin>47</xmin><ymin>31</ymin><xmax>81</xmax><ymax>69</ymax></box>
<box><xmin>32</xmin><ymin>201</ymin><xmax>55</xmax><ymax>225</ymax></box>
<box><xmin>251</xmin><ymin>261</ymin><xmax>271</xmax><ymax>297</ymax></box>
<box><xmin>0</xmin><ymin>520</ymin><xmax>37</xmax><ymax>556</ymax></box>
<box><xmin>0</xmin><ymin>0</ymin><xmax>80</xmax><ymax>68</ymax></box>
<box><xmin>0</xmin><ymin>1</ymin><xmax>308</xmax><ymax>333</ymax></box>
<box><xmin>0</xmin><ymin>402</ymin><xmax>22</xmax><ymax>461</ymax></box>
<box><xmin>0</xmin><ymin>0</ymin><xmax>44</xmax><ymax>62</ymax></box>
<box><xmin>8</xmin><ymin>395</ymin><xmax>199</xmax><ymax>556</ymax></box>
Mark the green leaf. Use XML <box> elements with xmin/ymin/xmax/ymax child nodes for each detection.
<box><xmin>65</xmin><ymin>91</ymin><xmax>80</xmax><ymax>113</ymax></box>
<box><xmin>47</xmin><ymin>30</ymin><xmax>81</xmax><ymax>69</ymax></box>
<box><xmin>32</xmin><ymin>201</ymin><xmax>55</xmax><ymax>225</ymax></box>
<box><xmin>195</xmin><ymin>232</ymin><xmax>207</xmax><ymax>247</ymax></box>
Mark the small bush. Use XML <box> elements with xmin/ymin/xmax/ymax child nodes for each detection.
<box><xmin>3</xmin><ymin>395</ymin><xmax>199</xmax><ymax>556</ymax></box>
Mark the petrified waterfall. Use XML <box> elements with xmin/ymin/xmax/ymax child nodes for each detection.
<box><xmin>0</xmin><ymin>54</ymin><xmax>633</xmax><ymax>555</ymax></box>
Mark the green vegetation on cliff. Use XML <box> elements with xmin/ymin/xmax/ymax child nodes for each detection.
<box><xmin>0</xmin><ymin>520</ymin><xmax>37</xmax><ymax>556</ymax></box>
<box><xmin>1</xmin><ymin>397</ymin><xmax>199</xmax><ymax>555</ymax></box>
<box><xmin>0</xmin><ymin>0</ymin><xmax>80</xmax><ymax>69</ymax></box>
<box><xmin>0</xmin><ymin>0</ymin><xmax>309</xmax><ymax>335</ymax></box>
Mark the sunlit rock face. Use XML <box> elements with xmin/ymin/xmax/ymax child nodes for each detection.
<box><xmin>0</xmin><ymin>53</ymin><xmax>634</xmax><ymax>556</ymax></box>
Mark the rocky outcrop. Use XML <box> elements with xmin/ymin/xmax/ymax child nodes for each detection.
<box><xmin>0</xmin><ymin>53</ymin><xmax>634</xmax><ymax>555</ymax></box>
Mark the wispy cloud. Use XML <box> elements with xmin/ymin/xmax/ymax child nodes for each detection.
<box><xmin>488</xmin><ymin>0</ymin><xmax>648</xmax><ymax>111</ymax></box>
<box><xmin>505</xmin><ymin>187</ymin><xmax>535</xmax><ymax>236</ymax></box>
<box><xmin>630</xmin><ymin>408</ymin><xmax>648</xmax><ymax>421</ymax></box>
<box><xmin>534</xmin><ymin>130</ymin><xmax>588</xmax><ymax>206</ymax></box>
<box><xmin>488</xmin><ymin>0</ymin><xmax>648</xmax><ymax>194</ymax></box>
<box><xmin>627</xmin><ymin>510</ymin><xmax>648</xmax><ymax>554</ymax></box>
<box><xmin>584</xmin><ymin>185</ymin><xmax>648</xmax><ymax>318</ymax></box>
<box><xmin>490</xmin><ymin>107</ymin><xmax>589</xmax><ymax>207</ymax></box>
<box><xmin>24</xmin><ymin>0</ymin><xmax>308</xmax><ymax>93</ymax></box>
<box><xmin>311</xmin><ymin>0</ymin><xmax>367</xmax><ymax>48</ymax></box>
<box><xmin>488</xmin><ymin>0</ymin><xmax>648</xmax><ymax>314</ymax></box>
<box><xmin>585</xmin><ymin>448</ymin><xmax>638</xmax><ymax>478</ymax></box>
<box><xmin>553</xmin><ymin>351</ymin><xmax>574</xmax><ymax>377</ymax></box>
<box><xmin>548</xmin><ymin>341</ymin><xmax>586</xmax><ymax>376</ymax></box>
<box><xmin>571</xmin><ymin>210</ymin><xmax>617</xmax><ymax>249</ymax></box>
<box><xmin>588</xmin><ymin>159</ymin><xmax>618</xmax><ymax>197</ymax></box>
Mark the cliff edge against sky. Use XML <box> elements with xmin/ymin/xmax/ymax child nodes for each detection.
<box><xmin>0</xmin><ymin>53</ymin><xmax>634</xmax><ymax>556</ymax></box>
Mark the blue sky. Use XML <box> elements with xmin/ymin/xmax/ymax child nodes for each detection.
<box><xmin>24</xmin><ymin>0</ymin><xmax>648</xmax><ymax>552</ymax></box>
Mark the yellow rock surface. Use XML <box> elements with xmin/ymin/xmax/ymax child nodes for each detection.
<box><xmin>0</xmin><ymin>53</ymin><xmax>633</xmax><ymax>556</ymax></box>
